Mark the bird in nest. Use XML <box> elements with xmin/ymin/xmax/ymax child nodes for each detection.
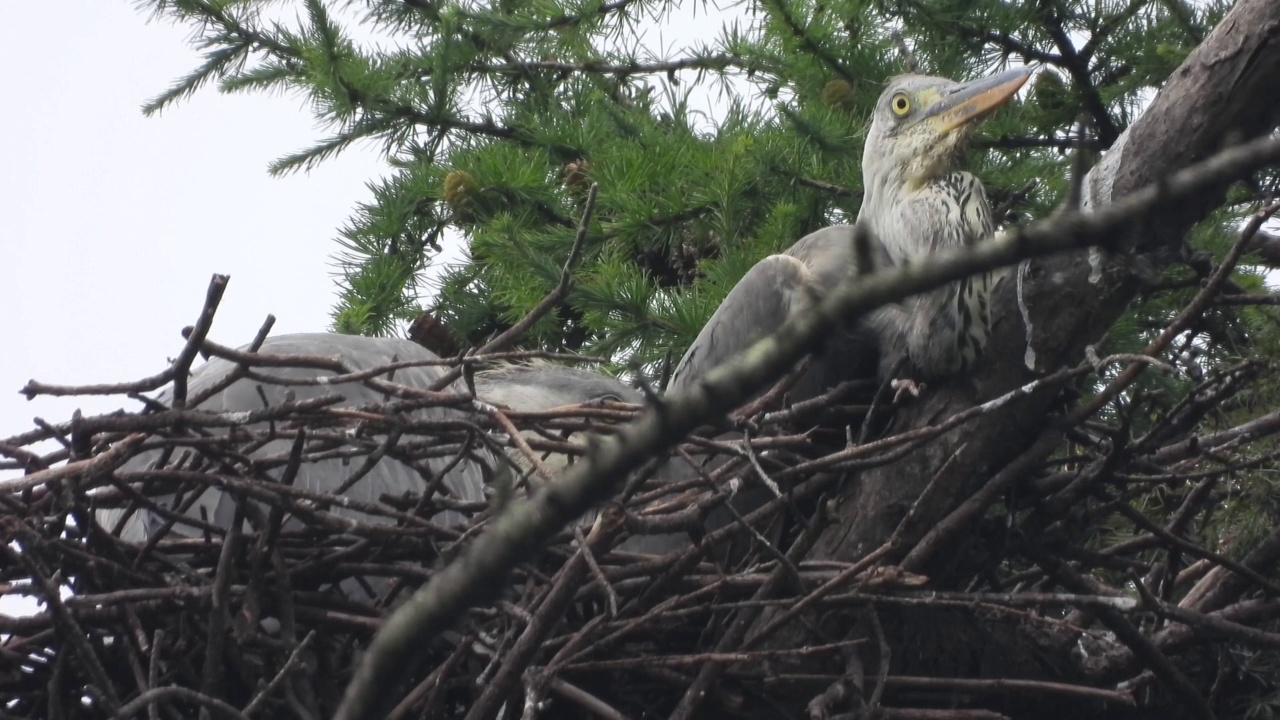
<box><xmin>667</xmin><ymin>67</ymin><xmax>1033</xmax><ymax>401</ymax></box>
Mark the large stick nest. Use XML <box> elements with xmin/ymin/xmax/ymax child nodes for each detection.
<box><xmin>3</xmin><ymin>285</ymin><xmax>1280</xmax><ymax>720</ymax></box>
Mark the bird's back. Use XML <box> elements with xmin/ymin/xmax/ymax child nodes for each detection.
<box><xmin>99</xmin><ymin>333</ymin><xmax>488</xmax><ymax>543</ymax></box>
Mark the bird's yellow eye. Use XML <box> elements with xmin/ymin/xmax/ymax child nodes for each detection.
<box><xmin>890</xmin><ymin>93</ymin><xmax>911</xmax><ymax>116</ymax></box>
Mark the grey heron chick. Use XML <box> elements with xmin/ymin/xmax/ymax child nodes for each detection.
<box><xmin>98</xmin><ymin>333</ymin><xmax>490</xmax><ymax>544</ymax></box>
<box><xmin>96</xmin><ymin>334</ymin><xmax>647</xmax><ymax>589</ymax></box>
<box><xmin>669</xmin><ymin>67</ymin><xmax>1032</xmax><ymax>397</ymax></box>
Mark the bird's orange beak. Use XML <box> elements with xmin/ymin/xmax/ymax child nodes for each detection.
<box><xmin>925</xmin><ymin>67</ymin><xmax>1033</xmax><ymax>135</ymax></box>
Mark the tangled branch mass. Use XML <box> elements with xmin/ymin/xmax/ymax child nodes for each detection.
<box><xmin>4</xmin><ymin>250</ymin><xmax>1280</xmax><ymax>720</ymax></box>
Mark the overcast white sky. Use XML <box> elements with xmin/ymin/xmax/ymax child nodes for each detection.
<box><xmin>0</xmin><ymin>4</ymin><xmax>401</xmax><ymax>458</ymax></box>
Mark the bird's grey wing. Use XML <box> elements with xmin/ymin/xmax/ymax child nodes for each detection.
<box><xmin>473</xmin><ymin>364</ymin><xmax>697</xmax><ymax>556</ymax></box>
<box><xmin>655</xmin><ymin>227</ymin><xmax>897</xmax><ymax>560</ymax></box>
<box><xmin>473</xmin><ymin>364</ymin><xmax>638</xmax><ymax>486</ymax></box>
<box><xmin>101</xmin><ymin>333</ymin><xmax>488</xmax><ymax>542</ymax></box>
<box><xmin>668</xmin><ymin>254</ymin><xmax>818</xmax><ymax>395</ymax></box>
<box><xmin>473</xmin><ymin>365</ymin><xmax>664</xmax><ymax>546</ymax></box>
<box><xmin>782</xmin><ymin>224</ymin><xmax>899</xmax><ymax>397</ymax></box>
<box><xmin>671</xmin><ymin>225</ymin><xmax>891</xmax><ymax>401</ymax></box>
<box><xmin>650</xmin><ymin>255</ymin><xmax>821</xmax><ymax>559</ymax></box>
<box><xmin>475</xmin><ymin>365</ymin><xmax>640</xmax><ymax>409</ymax></box>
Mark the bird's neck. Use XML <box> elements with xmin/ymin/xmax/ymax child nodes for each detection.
<box><xmin>883</xmin><ymin>166</ymin><xmax>963</xmax><ymax>200</ymax></box>
<box><xmin>861</xmin><ymin>169</ymin><xmax>974</xmax><ymax>260</ymax></box>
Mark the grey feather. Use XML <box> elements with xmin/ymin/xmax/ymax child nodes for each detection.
<box><xmin>98</xmin><ymin>336</ymin><xmax>665</xmax><ymax>566</ymax></box>
<box><xmin>474</xmin><ymin>364</ymin><xmax>687</xmax><ymax>555</ymax></box>
<box><xmin>476</xmin><ymin>364</ymin><xmax>641</xmax><ymax>409</ymax></box>
<box><xmin>669</xmin><ymin>225</ymin><xmax>893</xmax><ymax>402</ymax></box>
<box><xmin>99</xmin><ymin>333</ymin><xmax>489</xmax><ymax>544</ymax></box>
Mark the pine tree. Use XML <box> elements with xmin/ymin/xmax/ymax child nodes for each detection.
<box><xmin>138</xmin><ymin>0</ymin><xmax>1200</xmax><ymax>371</ymax></box>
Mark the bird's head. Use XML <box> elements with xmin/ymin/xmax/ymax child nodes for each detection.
<box><xmin>863</xmin><ymin>68</ymin><xmax>1032</xmax><ymax>194</ymax></box>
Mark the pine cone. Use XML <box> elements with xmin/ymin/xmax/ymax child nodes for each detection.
<box><xmin>442</xmin><ymin>170</ymin><xmax>480</xmax><ymax>219</ymax></box>
<box><xmin>563</xmin><ymin>159</ymin><xmax>591</xmax><ymax>196</ymax></box>
<box><xmin>821</xmin><ymin>79</ymin><xmax>858</xmax><ymax>112</ymax></box>
<box><xmin>1031</xmin><ymin>71</ymin><xmax>1073</xmax><ymax>131</ymax></box>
